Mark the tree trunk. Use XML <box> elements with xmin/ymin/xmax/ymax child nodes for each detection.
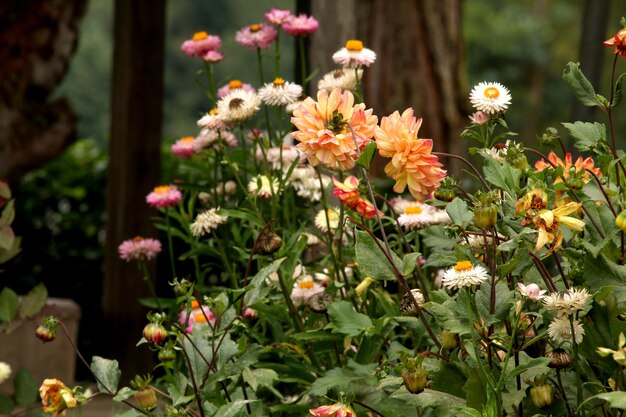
<box><xmin>571</xmin><ymin>0</ymin><xmax>610</xmax><ymax>123</ymax></box>
<box><xmin>104</xmin><ymin>0</ymin><xmax>165</xmax><ymax>379</ymax></box>
<box><xmin>0</xmin><ymin>0</ymin><xmax>86</xmax><ymax>181</ymax></box>
<box><xmin>310</xmin><ymin>0</ymin><xmax>466</xmax><ymax>176</ymax></box>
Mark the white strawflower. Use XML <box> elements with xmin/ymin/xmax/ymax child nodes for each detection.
<box><xmin>441</xmin><ymin>261</ymin><xmax>490</xmax><ymax>290</ymax></box>
<box><xmin>258</xmin><ymin>145</ymin><xmax>303</xmax><ymax>170</ymax></box>
<box><xmin>315</xmin><ymin>208</ymin><xmax>340</xmax><ymax>232</ymax></box>
<box><xmin>190</xmin><ymin>208</ymin><xmax>228</xmax><ymax>236</ymax></box>
<box><xmin>543</xmin><ymin>287</ymin><xmax>590</xmax><ymax>316</ymax></box>
<box><xmin>469</xmin><ymin>81</ymin><xmax>512</xmax><ymax>114</ymax></box>
<box><xmin>217</xmin><ymin>89</ymin><xmax>261</xmax><ymax>124</ymax></box>
<box><xmin>248</xmin><ymin>175</ymin><xmax>280</xmax><ymax>198</ymax></box>
<box><xmin>0</xmin><ymin>362</ymin><xmax>11</xmax><ymax>384</ymax></box>
<box><xmin>400</xmin><ymin>289</ymin><xmax>426</xmax><ymax>315</ymax></box>
<box><xmin>258</xmin><ymin>77</ymin><xmax>303</xmax><ymax>106</ymax></box>
<box><xmin>548</xmin><ymin>316</ymin><xmax>585</xmax><ymax>345</ymax></box>
<box><xmin>332</xmin><ymin>39</ymin><xmax>376</xmax><ymax>68</ymax></box>
<box><xmin>197</xmin><ymin>109</ymin><xmax>226</xmax><ymax>130</ymax></box>
<box><xmin>397</xmin><ymin>203</ymin><xmax>437</xmax><ymax>229</ymax></box>
<box><xmin>291</xmin><ymin>276</ymin><xmax>325</xmax><ymax>307</ymax></box>
<box><xmin>318</xmin><ymin>68</ymin><xmax>363</xmax><ymax>92</ymax></box>
<box><xmin>288</xmin><ymin>166</ymin><xmax>329</xmax><ymax>202</ymax></box>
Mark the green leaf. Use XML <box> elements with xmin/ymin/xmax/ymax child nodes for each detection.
<box><xmin>390</xmin><ymin>387</ymin><xmax>465</xmax><ymax>410</ymax></box>
<box><xmin>112</xmin><ymin>387</ymin><xmax>136</xmax><ymax>402</ymax></box>
<box><xmin>111</xmin><ymin>410</ymin><xmax>143</xmax><ymax>417</ymax></box>
<box><xmin>183</xmin><ymin>332</ymin><xmax>211</xmax><ymax>384</ymax></box>
<box><xmin>242</xmin><ymin>367</ymin><xmax>279</xmax><ymax>393</ymax></box>
<box><xmin>0</xmin><ymin>287</ymin><xmax>19</xmax><ymax>322</ymax></box>
<box><xmin>583</xmin><ymin>253</ymin><xmax>626</xmax><ymax>308</ymax></box>
<box><xmin>0</xmin><ymin>200</ymin><xmax>15</xmax><ymax>228</ymax></box>
<box><xmin>590</xmin><ymin>391</ymin><xmax>626</xmax><ymax>409</ymax></box>
<box><xmin>0</xmin><ymin>225</ymin><xmax>15</xmax><ymax>251</ymax></box>
<box><xmin>90</xmin><ymin>356</ymin><xmax>121</xmax><ymax>393</ymax></box>
<box><xmin>13</xmin><ymin>368</ymin><xmax>38</xmax><ymax>406</ymax></box>
<box><xmin>309</xmin><ymin>362</ymin><xmax>377</xmax><ymax>396</ymax></box>
<box><xmin>446</xmin><ymin>198</ymin><xmax>473</xmax><ymax>227</ymax></box>
<box><xmin>19</xmin><ymin>284</ymin><xmax>48</xmax><ymax>318</ymax></box>
<box><xmin>327</xmin><ymin>300</ymin><xmax>374</xmax><ymax>336</ymax></box>
<box><xmin>506</xmin><ymin>357</ymin><xmax>551</xmax><ymax>380</ymax></box>
<box><xmin>402</xmin><ymin>252</ymin><xmax>421</xmax><ymax>276</ymax></box>
<box><xmin>355</xmin><ymin>141</ymin><xmax>377</xmax><ymax>170</ymax></box>
<box><xmin>563</xmin><ymin>62</ymin><xmax>603</xmax><ymax>108</ymax></box>
<box><xmin>211</xmin><ymin>400</ymin><xmax>256</xmax><ymax>417</ymax></box>
<box><xmin>244</xmin><ymin>257</ymin><xmax>285</xmax><ymax>306</ymax></box>
<box><xmin>355</xmin><ymin>230</ymin><xmax>402</xmax><ymax>281</ymax></box>
<box><xmin>482</xmin><ymin>158</ymin><xmax>521</xmax><ymax>197</ymax></box>
<box><xmin>562</xmin><ymin>121</ymin><xmax>606</xmax><ymax>152</ymax></box>
<box><xmin>291</xmin><ymin>330</ymin><xmax>343</xmax><ymax>342</ymax></box>
<box><xmin>0</xmin><ymin>393</ymin><xmax>13</xmax><ymax>414</ymax></box>
<box><xmin>613</xmin><ymin>72</ymin><xmax>626</xmax><ymax>108</ymax></box>
<box><xmin>168</xmin><ymin>372</ymin><xmax>194</xmax><ymax>406</ymax></box>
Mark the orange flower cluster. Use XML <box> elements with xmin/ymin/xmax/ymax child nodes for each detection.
<box><xmin>604</xmin><ymin>28</ymin><xmax>626</xmax><ymax>57</ymax></box>
<box><xmin>534</xmin><ymin>151</ymin><xmax>601</xmax><ymax>185</ymax></box>
<box><xmin>291</xmin><ymin>88</ymin><xmax>377</xmax><ymax>171</ymax></box>
<box><xmin>332</xmin><ymin>176</ymin><xmax>381</xmax><ymax>219</ymax></box>
<box><xmin>374</xmin><ymin>108</ymin><xmax>446</xmax><ymax>199</ymax></box>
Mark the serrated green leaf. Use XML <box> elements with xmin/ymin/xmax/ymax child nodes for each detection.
<box><xmin>90</xmin><ymin>356</ymin><xmax>121</xmax><ymax>394</ymax></box>
<box><xmin>390</xmin><ymin>386</ymin><xmax>465</xmax><ymax>409</ymax></box>
<box><xmin>562</xmin><ymin>121</ymin><xmax>606</xmax><ymax>152</ymax></box>
<box><xmin>402</xmin><ymin>252</ymin><xmax>421</xmax><ymax>276</ymax></box>
<box><xmin>112</xmin><ymin>387</ymin><xmax>136</xmax><ymax>402</ymax></box>
<box><xmin>168</xmin><ymin>372</ymin><xmax>194</xmax><ymax>406</ymax></box>
<box><xmin>242</xmin><ymin>367</ymin><xmax>279</xmax><ymax>393</ymax></box>
<box><xmin>563</xmin><ymin>62</ymin><xmax>603</xmax><ymax>108</ymax></box>
<box><xmin>327</xmin><ymin>300</ymin><xmax>373</xmax><ymax>336</ymax></box>
<box><xmin>355</xmin><ymin>230</ymin><xmax>402</xmax><ymax>281</ymax></box>
<box><xmin>19</xmin><ymin>283</ymin><xmax>48</xmax><ymax>318</ymax></box>
<box><xmin>211</xmin><ymin>399</ymin><xmax>255</xmax><ymax>417</ymax></box>
<box><xmin>244</xmin><ymin>257</ymin><xmax>284</xmax><ymax>306</ymax></box>
<box><xmin>355</xmin><ymin>141</ymin><xmax>377</xmax><ymax>170</ymax></box>
<box><xmin>446</xmin><ymin>198</ymin><xmax>473</xmax><ymax>227</ymax></box>
<box><xmin>482</xmin><ymin>158</ymin><xmax>521</xmax><ymax>197</ymax></box>
<box><xmin>14</xmin><ymin>368</ymin><xmax>38</xmax><ymax>406</ymax></box>
<box><xmin>0</xmin><ymin>287</ymin><xmax>19</xmax><ymax>322</ymax></box>
<box><xmin>309</xmin><ymin>362</ymin><xmax>377</xmax><ymax>396</ymax></box>
<box><xmin>590</xmin><ymin>391</ymin><xmax>626</xmax><ymax>409</ymax></box>
<box><xmin>613</xmin><ymin>72</ymin><xmax>626</xmax><ymax>108</ymax></box>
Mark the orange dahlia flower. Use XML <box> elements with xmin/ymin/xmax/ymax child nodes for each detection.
<box><xmin>534</xmin><ymin>151</ymin><xmax>601</xmax><ymax>184</ymax></box>
<box><xmin>374</xmin><ymin>108</ymin><xmax>446</xmax><ymax>199</ymax></box>
<box><xmin>291</xmin><ymin>88</ymin><xmax>377</xmax><ymax>171</ymax></box>
<box><xmin>604</xmin><ymin>28</ymin><xmax>626</xmax><ymax>57</ymax></box>
<box><xmin>332</xmin><ymin>176</ymin><xmax>381</xmax><ymax>219</ymax></box>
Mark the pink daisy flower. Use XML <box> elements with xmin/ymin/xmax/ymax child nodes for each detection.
<box><xmin>235</xmin><ymin>23</ymin><xmax>277</xmax><ymax>51</ymax></box>
<box><xmin>181</xmin><ymin>31</ymin><xmax>222</xmax><ymax>57</ymax></box>
<box><xmin>216</xmin><ymin>79</ymin><xmax>256</xmax><ymax>99</ymax></box>
<box><xmin>146</xmin><ymin>185</ymin><xmax>183</xmax><ymax>209</ymax></box>
<box><xmin>179</xmin><ymin>300</ymin><xmax>216</xmax><ymax>333</ymax></box>
<box><xmin>197</xmin><ymin>109</ymin><xmax>227</xmax><ymax>130</ymax></box>
<box><xmin>202</xmin><ymin>50</ymin><xmax>224</xmax><ymax>63</ymax></box>
<box><xmin>171</xmin><ymin>136</ymin><xmax>197</xmax><ymax>158</ymax></box>
<box><xmin>264</xmin><ymin>8</ymin><xmax>293</xmax><ymax>26</ymax></box>
<box><xmin>283</xmin><ymin>13</ymin><xmax>319</xmax><ymax>36</ymax></box>
<box><xmin>118</xmin><ymin>236</ymin><xmax>162</xmax><ymax>262</ymax></box>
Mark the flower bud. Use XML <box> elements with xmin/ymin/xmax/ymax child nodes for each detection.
<box><xmin>158</xmin><ymin>346</ymin><xmax>176</xmax><ymax>363</ymax></box>
<box><xmin>530</xmin><ymin>383</ymin><xmax>553</xmax><ymax>408</ymax></box>
<box><xmin>243</xmin><ymin>307</ymin><xmax>257</xmax><ymax>320</ymax></box>
<box><xmin>434</xmin><ymin>187</ymin><xmax>456</xmax><ymax>202</ymax></box>
<box><xmin>143</xmin><ymin>323</ymin><xmax>168</xmax><ymax>345</ymax></box>
<box><xmin>134</xmin><ymin>388</ymin><xmax>158</xmax><ymax>410</ymax></box>
<box><xmin>402</xmin><ymin>365</ymin><xmax>428</xmax><ymax>394</ymax></box>
<box><xmin>35</xmin><ymin>316</ymin><xmax>58</xmax><ymax>343</ymax></box>
<box><xmin>473</xmin><ymin>205</ymin><xmax>498</xmax><ymax>229</ymax></box>
<box><xmin>545</xmin><ymin>348</ymin><xmax>572</xmax><ymax>369</ymax></box>
<box><xmin>400</xmin><ymin>289</ymin><xmax>425</xmax><ymax>316</ymax></box>
<box><xmin>441</xmin><ymin>330</ymin><xmax>459</xmax><ymax>351</ymax></box>
<box><xmin>307</xmin><ymin>292</ymin><xmax>334</xmax><ymax>313</ymax></box>
<box><xmin>616</xmin><ymin>210</ymin><xmax>626</xmax><ymax>233</ymax></box>
<box><xmin>256</xmin><ymin>230</ymin><xmax>282</xmax><ymax>255</ymax></box>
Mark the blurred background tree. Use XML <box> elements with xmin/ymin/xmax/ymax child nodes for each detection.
<box><xmin>1</xmin><ymin>0</ymin><xmax>624</xmax><ymax>380</ymax></box>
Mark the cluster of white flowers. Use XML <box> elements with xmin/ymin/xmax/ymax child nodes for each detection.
<box><xmin>190</xmin><ymin>208</ymin><xmax>229</xmax><ymax>237</ymax></box>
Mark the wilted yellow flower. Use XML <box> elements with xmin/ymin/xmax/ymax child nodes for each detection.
<box><xmin>40</xmin><ymin>379</ymin><xmax>77</xmax><ymax>417</ymax></box>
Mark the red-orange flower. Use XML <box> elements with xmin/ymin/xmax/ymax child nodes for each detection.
<box><xmin>604</xmin><ymin>28</ymin><xmax>626</xmax><ymax>57</ymax></box>
<box><xmin>332</xmin><ymin>176</ymin><xmax>381</xmax><ymax>219</ymax></box>
<box><xmin>374</xmin><ymin>108</ymin><xmax>446</xmax><ymax>199</ymax></box>
<box><xmin>310</xmin><ymin>403</ymin><xmax>356</xmax><ymax>417</ymax></box>
<box><xmin>534</xmin><ymin>151</ymin><xmax>601</xmax><ymax>184</ymax></box>
<box><xmin>291</xmin><ymin>88</ymin><xmax>377</xmax><ymax>171</ymax></box>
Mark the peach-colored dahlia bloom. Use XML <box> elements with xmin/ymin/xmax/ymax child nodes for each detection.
<box><xmin>291</xmin><ymin>88</ymin><xmax>377</xmax><ymax>171</ymax></box>
<box><xmin>374</xmin><ymin>108</ymin><xmax>446</xmax><ymax>199</ymax></box>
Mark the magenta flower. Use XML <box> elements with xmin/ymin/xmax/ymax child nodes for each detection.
<box><xmin>203</xmin><ymin>50</ymin><xmax>224</xmax><ymax>63</ymax></box>
<box><xmin>171</xmin><ymin>136</ymin><xmax>197</xmax><ymax>158</ymax></box>
<box><xmin>118</xmin><ymin>236</ymin><xmax>162</xmax><ymax>262</ymax></box>
<box><xmin>216</xmin><ymin>79</ymin><xmax>256</xmax><ymax>99</ymax></box>
<box><xmin>264</xmin><ymin>8</ymin><xmax>293</xmax><ymax>26</ymax></box>
<box><xmin>235</xmin><ymin>23</ymin><xmax>277</xmax><ymax>51</ymax></box>
<box><xmin>146</xmin><ymin>185</ymin><xmax>182</xmax><ymax>209</ymax></box>
<box><xmin>179</xmin><ymin>300</ymin><xmax>216</xmax><ymax>333</ymax></box>
<box><xmin>283</xmin><ymin>14</ymin><xmax>319</xmax><ymax>36</ymax></box>
<box><xmin>181</xmin><ymin>31</ymin><xmax>222</xmax><ymax>57</ymax></box>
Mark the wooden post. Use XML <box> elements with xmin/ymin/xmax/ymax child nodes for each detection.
<box><xmin>104</xmin><ymin>0</ymin><xmax>165</xmax><ymax>378</ymax></box>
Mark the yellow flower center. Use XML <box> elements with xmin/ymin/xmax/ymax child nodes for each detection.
<box><xmin>298</xmin><ymin>280</ymin><xmax>314</xmax><ymax>289</ymax></box>
<box><xmin>405</xmin><ymin>205</ymin><xmax>423</xmax><ymax>215</ymax></box>
<box><xmin>210</xmin><ymin>108</ymin><xmax>218</xmax><ymax>115</ymax></box>
<box><xmin>273</xmin><ymin>77</ymin><xmax>285</xmax><ymax>87</ymax></box>
<box><xmin>180</xmin><ymin>136</ymin><xmax>195</xmax><ymax>143</ymax></box>
<box><xmin>229</xmin><ymin>80</ymin><xmax>243</xmax><ymax>89</ymax></box>
<box><xmin>250</xmin><ymin>24</ymin><xmax>262</xmax><ymax>32</ymax></box>
<box><xmin>191</xmin><ymin>300</ymin><xmax>200</xmax><ymax>309</ymax></box>
<box><xmin>484</xmin><ymin>86</ymin><xmax>500</xmax><ymax>99</ymax></box>
<box><xmin>194</xmin><ymin>313</ymin><xmax>208</xmax><ymax>322</ymax></box>
<box><xmin>454</xmin><ymin>260</ymin><xmax>473</xmax><ymax>272</ymax></box>
<box><xmin>346</xmin><ymin>39</ymin><xmax>364</xmax><ymax>51</ymax></box>
<box><xmin>133</xmin><ymin>236</ymin><xmax>144</xmax><ymax>241</ymax></box>
<box><xmin>193</xmin><ymin>31</ymin><xmax>208</xmax><ymax>41</ymax></box>
<box><xmin>154</xmin><ymin>185</ymin><xmax>171</xmax><ymax>194</ymax></box>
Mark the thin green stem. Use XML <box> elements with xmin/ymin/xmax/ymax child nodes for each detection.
<box><xmin>165</xmin><ymin>208</ymin><xmax>178</xmax><ymax>279</ymax></box>
<box><xmin>298</xmin><ymin>36</ymin><xmax>307</xmax><ymax>90</ymax></box>
<box><xmin>139</xmin><ymin>261</ymin><xmax>162</xmax><ymax>310</ymax></box>
<box><xmin>570</xmin><ymin>315</ymin><xmax>585</xmax><ymax>416</ymax></box>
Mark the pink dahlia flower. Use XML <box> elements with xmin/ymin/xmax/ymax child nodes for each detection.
<box><xmin>291</xmin><ymin>88</ymin><xmax>377</xmax><ymax>171</ymax></box>
<box><xmin>146</xmin><ymin>185</ymin><xmax>183</xmax><ymax>209</ymax></box>
<box><xmin>217</xmin><ymin>79</ymin><xmax>256</xmax><ymax>99</ymax></box>
<box><xmin>118</xmin><ymin>236</ymin><xmax>162</xmax><ymax>261</ymax></box>
<box><xmin>264</xmin><ymin>8</ymin><xmax>293</xmax><ymax>26</ymax></box>
<box><xmin>235</xmin><ymin>23</ymin><xmax>277</xmax><ymax>51</ymax></box>
<box><xmin>181</xmin><ymin>31</ymin><xmax>222</xmax><ymax>57</ymax></box>
<box><xmin>283</xmin><ymin>14</ymin><xmax>319</xmax><ymax>36</ymax></box>
<box><xmin>309</xmin><ymin>403</ymin><xmax>356</xmax><ymax>417</ymax></box>
<box><xmin>374</xmin><ymin>108</ymin><xmax>446</xmax><ymax>199</ymax></box>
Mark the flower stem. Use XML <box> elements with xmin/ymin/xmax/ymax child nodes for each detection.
<box><xmin>165</xmin><ymin>208</ymin><xmax>178</xmax><ymax>279</ymax></box>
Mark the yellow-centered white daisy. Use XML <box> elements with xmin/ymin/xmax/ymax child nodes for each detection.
<box><xmin>441</xmin><ymin>260</ymin><xmax>489</xmax><ymax>290</ymax></box>
<box><xmin>469</xmin><ymin>81</ymin><xmax>512</xmax><ymax>114</ymax></box>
